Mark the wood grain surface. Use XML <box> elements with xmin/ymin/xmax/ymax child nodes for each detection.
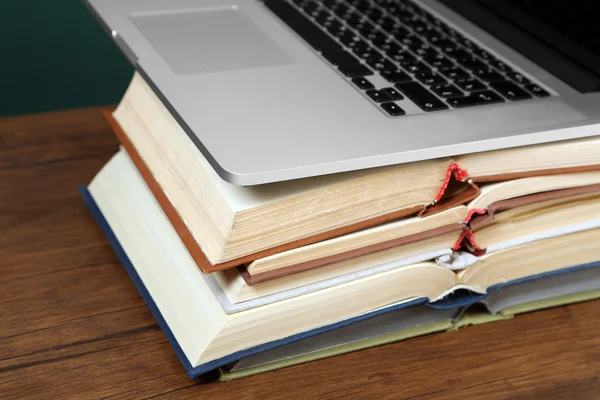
<box><xmin>1</xmin><ymin>107</ymin><xmax>600</xmax><ymax>400</ymax></box>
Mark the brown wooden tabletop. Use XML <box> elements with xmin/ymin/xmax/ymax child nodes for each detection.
<box><xmin>2</xmin><ymin>107</ymin><xmax>600</xmax><ymax>400</ymax></box>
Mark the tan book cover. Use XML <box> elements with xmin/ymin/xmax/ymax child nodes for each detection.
<box><xmin>103</xmin><ymin>109</ymin><xmax>600</xmax><ymax>276</ymax></box>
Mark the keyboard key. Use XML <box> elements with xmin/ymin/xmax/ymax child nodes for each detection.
<box><xmin>353</xmin><ymin>0</ymin><xmax>371</xmax><ymax>12</ymax></box>
<box><xmin>351</xmin><ymin>40</ymin><xmax>370</xmax><ymax>54</ymax></box>
<box><xmin>400</xmin><ymin>60</ymin><xmax>431</xmax><ymax>75</ymax></box>
<box><xmin>447</xmin><ymin>90</ymin><xmax>505</xmax><ymax>108</ymax></box>
<box><xmin>489</xmin><ymin>80</ymin><xmax>532</xmax><ymax>101</ymax></box>
<box><xmin>395</xmin><ymin>82</ymin><xmax>449</xmax><ymax>111</ymax></box>
<box><xmin>323</xmin><ymin>0</ymin><xmax>342</xmax><ymax>10</ymax></box>
<box><xmin>356</xmin><ymin>20</ymin><xmax>376</xmax><ymax>36</ymax></box>
<box><xmin>427</xmin><ymin>15</ymin><xmax>444</xmax><ymax>27</ymax></box>
<box><xmin>416</xmin><ymin>72</ymin><xmax>447</xmax><ymax>86</ymax></box>
<box><xmin>406</xmin><ymin>39</ymin><xmax>429</xmax><ymax>54</ymax></box>
<box><xmin>525</xmin><ymin>83</ymin><xmax>550</xmax><ymax>97</ymax></box>
<box><xmin>399</xmin><ymin>35</ymin><xmax>425</xmax><ymax>50</ymax></box>
<box><xmin>351</xmin><ymin>76</ymin><xmax>375</xmax><ymax>90</ymax></box>
<box><xmin>315</xmin><ymin>10</ymin><xmax>335</xmax><ymax>26</ymax></box>
<box><xmin>431</xmin><ymin>83</ymin><xmax>464</xmax><ymax>99</ymax></box>
<box><xmin>413</xmin><ymin>46</ymin><xmax>439</xmax><ymax>59</ymax></box>
<box><xmin>381</xmin><ymin>70</ymin><xmax>413</xmax><ymax>83</ymax></box>
<box><xmin>363</xmin><ymin>53</ymin><xmax>384</xmax><ymax>65</ymax></box>
<box><xmin>321</xmin><ymin>51</ymin><xmax>359</xmax><ymax>66</ymax></box>
<box><xmin>338</xmin><ymin>63</ymin><xmax>374</xmax><ymax>77</ymax></box>
<box><xmin>438</xmin><ymin>65</ymin><xmax>470</xmax><ymax>80</ymax></box>
<box><xmin>472</xmin><ymin>67</ymin><xmax>505</xmax><ymax>82</ymax></box>
<box><xmin>338</xmin><ymin>31</ymin><xmax>362</xmax><ymax>47</ymax></box>
<box><xmin>365</xmin><ymin>55</ymin><xmax>395</xmax><ymax>71</ymax></box>
<box><xmin>363</xmin><ymin>6</ymin><xmax>383</xmax><ymax>21</ymax></box>
<box><xmin>365</xmin><ymin>29</ymin><xmax>384</xmax><ymax>43</ymax></box>
<box><xmin>381</xmin><ymin>102</ymin><xmax>406</xmax><ymax>116</ymax></box>
<box><xmin>460</xmin><ymin>57</ymin><xmax>488</xmax><ymax>71</ymax></box>
<box><xmin>455</xmin><ymin>34</ymin><xmax>477</xmax><ymax>49</ymax></box>
<box><xmin>387</xmin><ymin>50</ymin><xmax>416</xmax><ymax>64</ymax></box>
<box><xmin>366</xmin><ymin>89</ymin><xmax>393</xmax><ymax>102</ymax></box>
<box><xmin>377</xmin><ymin>16</ymin><xmax>395</xmax><ymax>30</ymax></box>
<box><xmin>379</xmin><ymin>87</ymin><xmax>404</xmax><ymax>100</ymax></box>
<box><xmin>421</xmin><ymin>29</ymin><xmax>443</xmax><ymax>43</ymax></box>
<box><xmin>311</xmin><ymin>8</ymin><xmax>327</xmax><ymax>22</ymax></box>
<box><xmin>454</xmin><ymin>77</ymin><xmax>487</xmax><ymax>92</ymax></box>
<box><xmin>471</xmin><ymin>47</ymin><xmax>494</xmax><ymax>61</ymax></box>
<box><xmin>435</xmin><ymin>42</ymin><xmax>466</xmax><ymax>59</ymax></box>
<box><xmin>264</xmin><ymin>1</ymin><xmax>342</xmax><ymax>52</ymax></box>
<box><xmin>411</xmin><ymin>20</ymin><xmax>429</xmax><ymax>34</ymax></box>
<box><xmin>368</xmin><ymin>30</ymin><xmax>387</xmax><ymax>45</ymax></box>
<box><xmin>423</xmin><ymin>54</ymin><xmax>454</xmax><ymax>69</ymax></box>
<box><xmin>439</xmin><ymin>24</ymin><xmax>456</xmax><ymax>38</ymax></box>
<box><xmin>390</xmin><ymin>25</ymin><xmax>411</xmax><ymax>40</ymax></box>
<box><xmin>448</xmin><ymin>48</ymin><xmax>472</xmax><ymax>61</ymax></box>
<box><xmin>434</xmin><ymin>39</ymin><xmax>455</xmax><ymax>51</ymax></box>
<box><xmin>507</xmin><ymin>71</ymin><xmax>532</xmax><ymax>85</ymax></box>
<box><xmin>302</xmin><ymin>1</ymin><xmax>319</xmax><ymax>15</ymax></box>
<box><xmin>395</xmin><ymin>8</ymin><xmax>413</xmax><ymax>23</ymax></box>
<box><xmin>489</xmin><ymin>59</ymin><xmax>512</xmax><ymax>73</ymax></box>
<box><xmin>377</xmin><ymin>40</ymin><xmax>397</xmax><ymax>53</ymax></box>
<box><xmin>330</xmin><ymin>2</ymin><xmax>349</xmax><ymax>16</ymax></box>
<box><xmin>345</xmin><ymin>10</ymin><xmax>362</xmax><ymax>26</ymax></box>
<box><xmin>352</xmin><ymin>45</ymin><xmax>378</xmax><ymax>60</ymax></box>
<box><xmin>383</xmin><ymin>42</ymin><xmax>401</xmax><ymax>56</ymax></box>
<box><xmin>325</xmin><ymin>20</ymin><xmax>344</xmax><ymax>35</ymax></box>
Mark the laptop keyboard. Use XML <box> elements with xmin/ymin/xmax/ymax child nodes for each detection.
<box><xmin>263</xmin><ymin>0</ymin><xmax>551</xmax><ymax>117</ymax></box>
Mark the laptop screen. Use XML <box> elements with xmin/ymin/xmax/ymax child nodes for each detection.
<box><xmin>492</xmin><ymin>1</ymin><xmax>600</xmax><ymax>55</ymax></box>
<box><xmin>440</xmin><ymin>0</ymin><xmax>600</xmax><ymax>91</ymax></box>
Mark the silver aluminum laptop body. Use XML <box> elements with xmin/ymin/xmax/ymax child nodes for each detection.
<box><xmin>85</xmin><ymin>0</ymin><xmax>600</xmax><ymax>185</ymax></box>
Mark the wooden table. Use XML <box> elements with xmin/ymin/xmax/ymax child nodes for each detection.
<box><xmin>2</xmin><ymin>107</ymin><xmax>600</xmax><ymax>400</ymax></box>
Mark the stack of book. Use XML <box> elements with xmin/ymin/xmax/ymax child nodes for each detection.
<box><xmin>82</xmin><ymin>72</ymin><xmax>600</xmax><ymax>381</ymax></box>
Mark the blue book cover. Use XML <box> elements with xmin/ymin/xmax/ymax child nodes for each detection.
<box><xmin>80</xmin><ymin>185</ymin><xmax>600</xmax><ymax>379</ymax></box>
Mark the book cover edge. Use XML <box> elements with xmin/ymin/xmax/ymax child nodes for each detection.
<box><xmin>79</xmin><ymin>185</ymin><xmax>431</xmax><ymax>378</ymax></box>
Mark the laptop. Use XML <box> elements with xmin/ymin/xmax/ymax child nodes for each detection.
<box><xmin>85</xmin><ymin>0</ymin><xmax>600</xmax><ymax>185</ymax></box>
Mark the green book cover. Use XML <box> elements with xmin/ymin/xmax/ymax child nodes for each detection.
<box><xmin>219</xmin><ymin>289</ymin><xmax>600</xmax><ymax>381</ymax></box>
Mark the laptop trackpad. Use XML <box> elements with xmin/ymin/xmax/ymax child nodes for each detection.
<box><xmin>129</xmin><ymin>7</ymin><xmax>295</xmax><ymax>75</ymax></box>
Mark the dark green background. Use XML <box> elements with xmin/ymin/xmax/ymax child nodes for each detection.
<box><xmin>1</xmin><ymin>1</ymin><xmax>134</xmax><ymax>117</ymax></box>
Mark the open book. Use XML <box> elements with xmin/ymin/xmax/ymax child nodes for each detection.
<box><xmin>221</xmin><ymin>269</ymin><xmax>600</xmax><ymax>381</ymax></box>
<box><xmin>82</xmin><ymin>150</ymin><xmax>600</xmax><ymax>378</ymax></box>
<box><xmin>107</xmin><ymin>91</ymin><xmax>600</xmax><ymax>295</ymax></box>
<box><xmin>111</xmin><ymin>73</ymin><xmax>600</xmax><ymax>272</ymax></box>
<box><xmin>217</xmin><ymin>184</ymin><xmax>600</xmax><ymax>308</ymax></box>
